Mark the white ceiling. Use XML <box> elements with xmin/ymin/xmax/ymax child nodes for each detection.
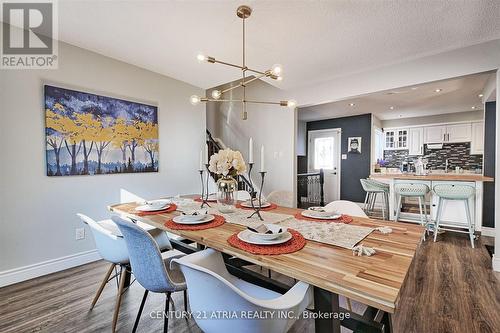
<box><xmin>45</xmin><ymin>1</ymin><xmax>500</xmax><ymax>90</ymax></box>
<box><xmin>298</xmin><ymin>71</ymin><xmax>494</xmax><ymax>121</ymax></box>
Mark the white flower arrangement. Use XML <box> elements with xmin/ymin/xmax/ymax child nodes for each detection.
<box><xmin>208</xmin><ymin>148</ymin><xmax>247</xmax><ymax>177</ymax></box>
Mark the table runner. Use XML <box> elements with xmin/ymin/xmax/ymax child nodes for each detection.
<box><xmin>172</xmin><ymin>198</ymin><xmax>372</xmax><ymax>249</ymax></box>
<box><xmin>277</xmin><ymin>218</ymin><xmax>373</xmax><ymax>250</ymax></box>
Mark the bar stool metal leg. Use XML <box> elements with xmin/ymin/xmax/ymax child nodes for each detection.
<box><xmin>418</xmin><ymin>196</ymin><xmax>426</xmax><ymax>241</ymax></box>
<box><xmin>394</xmin><ymin>195</ymin><xmax>402</xmax><ymax>222</ymax></box>
<box><xmin>464</xmin><ymin>200</ymin><xmax>475</xmax><ymax>248</ymax></box>
<box><xmin>434</xmin><ymin>198</ymin><xmax>443</xmax><ymax>242</ymax></box>
<box><xmin>423</xmin><ymin>197</ymin><xmax>429</xmax><ymax>235</ymax></box>
<box><xmin>363</xmin><ymin>192</ymin><xmax>370</xmax><ymax>212</ymax></box>
<box><xmin>381</xmin><ymin>193</ymin><xmax>386</xmax><ymax>220</ymax></box>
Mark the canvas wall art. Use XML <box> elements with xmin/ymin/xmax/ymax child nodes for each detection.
<box><xmin>45</xmin><ymin>85</ymin><xmax>159</xmax><ymax>176</ymax></box>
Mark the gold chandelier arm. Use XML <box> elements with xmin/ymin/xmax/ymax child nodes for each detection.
<box><xmin>220</xmin><ymin>73</ymin><xmax>267</xmax><ymax>95</ymax></box>
<box><xmin>245</xmin><ymin>100</ymin><xmax>283</xmax><ymax>106</ymax></box>
<box><xmin>202</xmin><ymin>98</ymin><xmax>244</xmax><ymax>103</ymax></box>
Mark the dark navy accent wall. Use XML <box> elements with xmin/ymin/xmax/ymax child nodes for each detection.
<box><xmin>483</xmin><ymin>101</ymin><xmax>495</xmax><ymax>228</ymax></box>
<box><xmin>307</xmin><ymin>114</ymin><xmax>372</xmax><ymax>202</ymax></box>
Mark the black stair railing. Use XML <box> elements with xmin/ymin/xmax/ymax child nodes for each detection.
<box><xmin>297</xmin><ymin>169</ymin><xmax>325</xmax><ymax>208</ymax></box>
<box><xmin>206</xmin><ymin>130</ymin><xmax>256</xmax><ymax>197</ymax></box>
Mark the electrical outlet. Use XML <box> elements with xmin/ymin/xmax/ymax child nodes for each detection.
<box><xmin>75</xmin><ymin>228</ymin><xmax>85</xmax><ymax>240</ymax></box>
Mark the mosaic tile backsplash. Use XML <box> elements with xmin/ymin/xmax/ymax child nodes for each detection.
<box><xmin>383</xmin><ymin>142</ymin><xmax>483</xmax><ymax>171</ymax></box>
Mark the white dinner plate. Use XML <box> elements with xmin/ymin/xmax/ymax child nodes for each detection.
<box><xmin>135</xmin><ymin>203</ymin><xmax>170</xmax><ymax>212</ymax></box>
<box><xmin>240</xmin><ymin>201</ymin><xmax>271</xmax><ymax>208</ymax></box>
<box><xmin>172</xmin><ymin>214</ymin><xmax>215</xmax><ymax>225</ymax></box>
<box><xmin>301</xmin><ymin>210</ymin><xmax>341</xmax><ymax>220</ymax></box>
<box><xmin>237</xmin><ymin>229</ymin><xmax>292</xmax><ymax>245</ymax></box>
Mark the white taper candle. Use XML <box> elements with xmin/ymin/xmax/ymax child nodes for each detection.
<box><xmin>249</xmin><ymin>137</ymin><xmax>254</xmax><ymax>164</ymax></box>
<box><xmin>204</xmin><ymin>143</ymin><xmax>209</xmax><ymax>164</ymax></box>
<box><xmin>260</xmin><ymin>145</ymin><xmax>265</xmax><ymax>172</ymax></box>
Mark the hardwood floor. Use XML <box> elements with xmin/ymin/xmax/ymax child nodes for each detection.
<box><xmin>0</xmin><ymin>233</ymin><xmax>499</xmax><ymax>333</ymax></box>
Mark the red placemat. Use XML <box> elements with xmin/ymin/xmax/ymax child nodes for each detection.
<box><xmin>165</xmin><ymin>214</ymin><xmax>225</xmax><ymax>230</ymax></box>
<box><xmin>227</xmin><ymin>229</ymin><xmax>306</xmax><ymax>255</ymax></box>
<box><xmin>293</xmin><ymin>212</ymin><xmax>353</xmax><ymax>224</ymax></box>
<box><xmin>235</xmin><ymin>202</ymin><xmax>278</xmax><ymax>211</ymax></box>
<box><xmin>132</xmin><ymin>204</ymin><xmax>177</xmax><ymax>216</ymax></box>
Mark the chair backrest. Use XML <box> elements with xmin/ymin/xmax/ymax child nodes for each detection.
<box><xmin>360</xmin><ymin>179</ymin><xmax>383</xmax><ymax>192</ymax></box>
<box><xmin>237</xmin><ymin>190</ymin><xmax>251</xmax><ymax>201</ymax></box>
<box><xmin>111</xmin><ymin>215</ymin><xmax>179</xmax><ymax>293</ymax></box>
<box><xmin>267</xmin><ymin>190</ymin><xmax>294</xmax><ymax>208</ymax></box>
<box><xmin>172</xmin><ymin>248</ymin><xmax>307</xmax><ymax>333</ymax></box>
<box><xmin>77</xmin><ymin>213</ymin><xmax>129</xmax><ymax>264</ymax></box>
<box><xmin>324</xmin><ymin>200</ymin><xmax>368</xmax><ymax>218</ymax></box>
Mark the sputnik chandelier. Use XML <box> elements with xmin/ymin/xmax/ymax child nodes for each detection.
<box><xmin>190</xmin><ymin>5</ymin><xmax>296</xmax><ymax>120</ymax></box>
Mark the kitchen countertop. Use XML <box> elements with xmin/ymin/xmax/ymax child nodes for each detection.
<box><xmin>370</xmin><ymin>173</ymin><xmax>494</xmax><ymax>182</ymax></box>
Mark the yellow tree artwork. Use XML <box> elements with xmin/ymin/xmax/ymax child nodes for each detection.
<box><xmin>45</xmin><ymin>85</ymin><xmax>159</xmax><ymax>176</ymax></box>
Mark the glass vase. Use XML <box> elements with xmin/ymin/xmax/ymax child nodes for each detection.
<box><xmin>216</xmin><ymin>175</ymin><xmax>238</xmax><ymax>213</ymax></box>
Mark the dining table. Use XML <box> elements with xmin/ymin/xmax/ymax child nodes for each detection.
<box><xmin>108</xmin><ymin>195</ymin><xmax>425</xmax><ymax>333</ymax></box>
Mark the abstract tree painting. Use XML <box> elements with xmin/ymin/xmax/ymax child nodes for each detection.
<box><xmin>45</xmin><ymin>85</ymin><xmax>159</xmax><ymax>176</ymax></box>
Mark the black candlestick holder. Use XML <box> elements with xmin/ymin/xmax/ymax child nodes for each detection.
<box><xmin>247</xmin><ymin>164</ymin><xmax>266</xmax><ymax>221</ymax></box>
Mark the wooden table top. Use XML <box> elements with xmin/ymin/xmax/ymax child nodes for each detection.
<box><xmin>109</xmin><ymin>198</ymin><xmax>425</xmax><ymax>313</ymax></box>
<box><xmin>370</xmin><ymin>173</ymin><xmax>494</xmax><ymax>182</ymax></box>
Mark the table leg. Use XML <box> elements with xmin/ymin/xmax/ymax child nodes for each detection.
<box><xmin>313</xmin><ymin>287</ymin><xmax>341</xmax><ymax>333</ymax></box>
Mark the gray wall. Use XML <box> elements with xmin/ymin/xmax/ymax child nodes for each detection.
<box><xmin>306</xmin><ymin>114</ymin><xmax>372</xmax><ymax>202</ymax></box>
<box><xmin>0</xmin><ymin>35</ymin><xmax>205</xmax><ymax>274</ymax></box>
<box><xmin>483</xmin><ymin>101</ymin><xmax>496</xmax><ymax>228</ymax></box>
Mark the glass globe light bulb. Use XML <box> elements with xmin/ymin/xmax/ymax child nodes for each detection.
<box><xmin>276</xmin><ymin>76</ymin><xmax>283</xmax><ymax>81</ymax></box>
<box><xmin>190</xmin><ymin>95</ymin><xmax>201</xmax><ymax>106</ymax></box>
<box><xmin>287</xmin><ymin>100</ymin><xmax>297</xmax><ymax>109</ymax></box>
<box><xmin>197</xmin><ymin>54</ymin><xmax>207</xmax><ymax>62</ymax></box>
<box><xmin>271</xmin><ymin>64</ymin><xmax>283</xmax><ymax>76</ymax></box>
<box><xmin>211</xmin><ymin>90</ymin><xmax>222</xmax><ymax>99</ymax></box>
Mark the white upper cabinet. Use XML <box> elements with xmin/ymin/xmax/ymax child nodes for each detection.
<box><xmin>470</xmin><ymin>122</ymin><xmax>484</xmax><ymax>155</ymax></box>
<box><xmin>446</xmin><ymin>123</ymin><xmax>472</xmax><ymax>143</ymax></box>
<box><xmin>384</xmin><ymin>129</ymin><xmax>408</xmax><ymax>150</ymax></box>
<box><xmin>424</xmin><ymin>125</ymin><xmax>446</xmax><ymax>143</ymax></box>
<box><xmin>408</xmin><ymin>127</ymin><xmax>424</xmax><ymax>155</ymax></box>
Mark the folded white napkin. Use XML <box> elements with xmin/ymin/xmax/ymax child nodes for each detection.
<box><xmin>247</xmin><ymin>223</ymin><xmax>282</xmax><ymax>234</ymax></box>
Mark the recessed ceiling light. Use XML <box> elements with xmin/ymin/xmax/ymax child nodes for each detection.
<box><xmin>349</xmin><ymin>103</ymin><xmax>355</xmax><ymax>107</ymax></box>
<box><xmin>435</xmin><ymin>89</ymin><xmax>442</xmax><ymax>93</ymax></box>
<box><xmin>478</xmin><ymin>94</ymin><xmax>484</xmax><ymax>98</ymax></box>
<box><xmin>471</xmin><ymin>106</ymin><xmax>476</xmax><ymax>109</ymax></box>
<box><xmin>389</xmin><ymin>106</ymin><xmax>394</xmax><ymax>110</ymax></box>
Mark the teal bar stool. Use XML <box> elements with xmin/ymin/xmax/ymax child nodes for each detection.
<box><xmin>394</xmin><ymin>183</ymin><xmax>430</xmax><ymax>239</ymax></box>
<box><xmin>360</xmin><ymin>179</ymin><xmax>389</xmax><ymax>220</ymax></box>
<box><xmin>433</xmin><ymin>184</ymin><xmax>476</xmax><ymax>248</ymax></box>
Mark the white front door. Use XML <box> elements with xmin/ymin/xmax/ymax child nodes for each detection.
<box><xmin>308</xmin><ymin>129</ymin><xmax>341</xmax><ymax>203</ymax></box>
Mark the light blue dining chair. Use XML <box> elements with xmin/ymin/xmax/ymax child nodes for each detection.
<box><xmin>111</xmin><ymin>215</ymin><xmax>187</xmax><ymax>333</ymax></box>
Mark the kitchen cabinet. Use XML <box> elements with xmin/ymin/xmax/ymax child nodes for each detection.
<box><xmin>408</xmin><ymin>127</ymin><xmax>424</xmax><ymax>155</ymax></box>
<box><xmin>446</xmin><ymin>123</ymin><xmax>472</xmax><ymax>143</ymax></box>
<box><xmin>384</xmin><ymin>128</ymin><xmax>408</xmax><ymax>150</ymax></box>
<box><xmin>424</xmin><ymin>126</ymin><xmax>446</xmax><ymax>143</ymax></box>
<box><xmin>470</xmin><ymin>122</ymin><xmax>484</xmax><ymax>155</ymax></box>
<box><xmin>424</xmin><ymin>123</ymin><xmax>472</xmax><ymax>143</ymax></box>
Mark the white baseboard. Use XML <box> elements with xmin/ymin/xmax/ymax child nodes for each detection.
<box><xmin>0</xmin><ymin>249</ymin><xmax>101</xmax><ymax>288</ymax></box>
<box><xmin>481</xmin><ymin>227</ymin><xmax>495</xmax><ymax>237</ymax></box>
<box><xmin>493</xmin><ymin>255</ymin><xmax>500</xmax><ymax>272</ymax></box>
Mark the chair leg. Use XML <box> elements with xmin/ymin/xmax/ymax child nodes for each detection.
<box><xmin>90</xmin><ymin>263</ymin><xmax>115</xmax><ymax>310</ymax></box>
<box><xmin>418</xmin><ymin>196</ymin><xmax>425</xmax><ymax>241</ymax></box>
<box><xmin>164</xmin><ymin>292</ymin><xmax>171</xmax><ymax>333</ymax></box>
<box><xmin>394</xmin><ymin>195</ymin><xmax>402</xmax><ymax>222</ymax></box>
<box><xmin>386</xmin><ymin>192</ymin><xmax>390</xmax><ymax>220</ymax></box>
<box><xmin>434</xmin><ymin>198</ymin><xmax>443</xmax><ymax>243</ymax></box>
<box><xmin>183</xmin><ymin>289</ymin><xmax>188</xmax><ymax>312</ymax></box>
<box><xmin>381</xmin><ymin>193</ymin><xmax>386</xmax><ymax>220</ymax></box>
<box><xmin>423</xmin><ymin>196</ymin><xmax>429</xmax><ymax>235</ymax></box>
<box><xmin>464</xmin><ymin>200</ymin><xmax>475</xmax><ymax>248</ymax></box>
<box><xmin>112</xmin><ymin>266</ymin><xmax>127</xmax><ymax>333</ymax></box>
<box><xmin>346</xmin><ymin>298</ymin><xmax>353</xmax><ymax>312</ymax></box>
<box><xmin>132</xmin><ymin>290</ymin><xmax>149</xmax><ymax>333</ymax></box>
<box><xmin>363</xmin><ymin>192</ymin><xmax>370</xmax><ymax>213</ymax></box>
